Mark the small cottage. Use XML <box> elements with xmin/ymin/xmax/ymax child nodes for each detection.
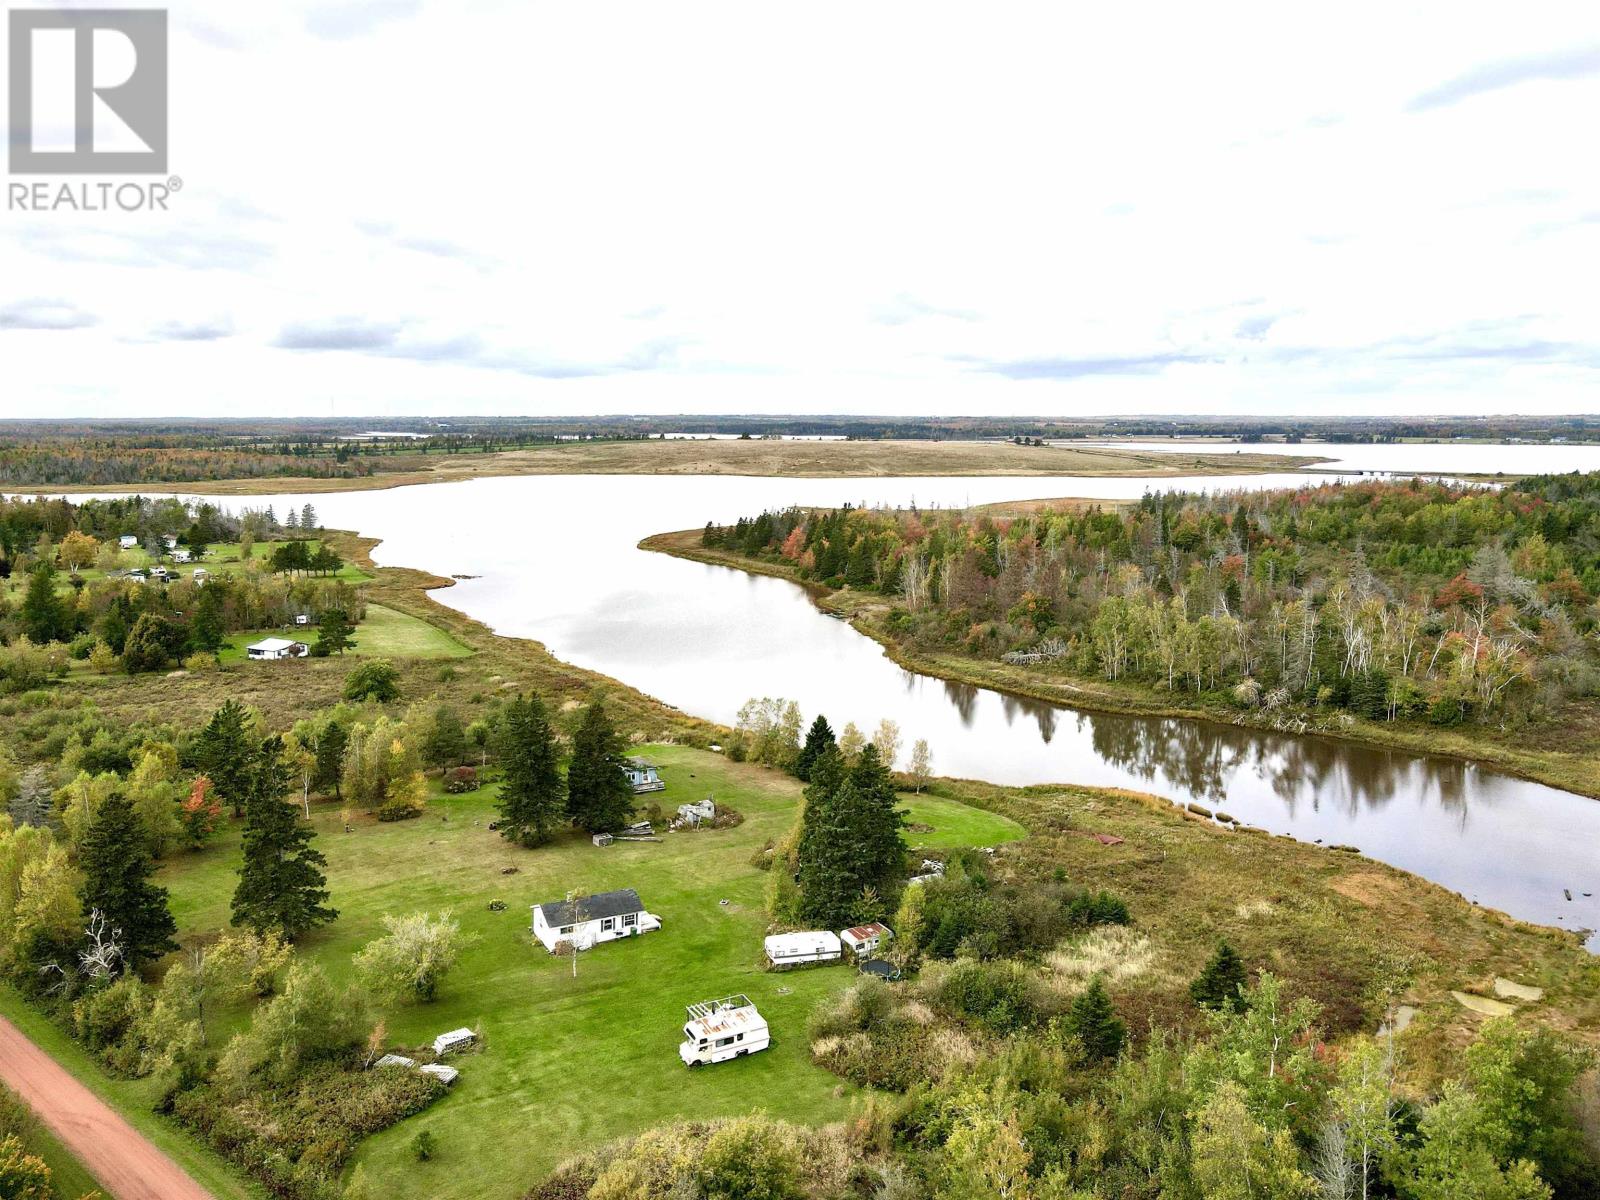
<box><xmin>531</xmin><ymin>887</ymin><xmax>661</xmax><ymax>953</ymax></box>
<box><xmin>118</xmin><ymin>534</ymin><xmax>138</xmax><ymax>550</ymax></box>
<box><xmin>625</xmin><ymin>758</ymin><xmax>665</xmax><ymax>794</ymax></box>
<box><xmin>764</xmin><ymin>931</ymin><xmax>842</xmax><ymax>967</ymax></box>
<box><xmin>247</xmin><ymin>637</ymin><xmax>309</xmax><ymax>660</ymax></box>
<box><xmin>840</xmin><ymin>923</ymin><xmax>893</xmax><ymax>958</ymax></box>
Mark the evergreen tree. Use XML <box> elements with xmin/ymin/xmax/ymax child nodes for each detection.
<box><xmin>121</xmin><ymin>612</ymin><xmax>173</xmax><ymax>674</ymax></box>
<box><xmin>421</xmin><ymin>704</ymin><xmax>467</xmax><ymax>769</ymax></box>
<box><xmin>189</xmin><ymin>580</ymin><xmax>226</xmax><ymax>654</ymax></box>
<box><xmin>20</xmin><ymin>563</ymin><xmax>70</xmax><ymax>644</ymax></box>
<box><xmin>311</xmin><ymin>718</ymin><xmax>348</xmax><ymax>799</ymax></box>
<box><xmin>318</xmin><ymin>607</ymin><xmax>356</xmax><ymax>655</ymax></box>
<box><xmin>1190</xmin><ymin>939</ymin><xmax>1248</xmax><ymax>1012</ymax></box>
<box><xmin>98</xmin><ymin>592</ymin><xmax>134</xmax><ymax>655</ymax></box>
<box><xmin>1065</xmin><ymin>976</ymin><xmax>1126</xmax><ymax>1061</ymax></box>
<box><xmin>794</xmin><ymin>714</ymin><xmax>836</xmax><ymax>782</ymax></box>
<box><xmin>231</xmin><ymin>736</ymin><xmax>337</xmax><ymax>939</ymax></box>
<box><xmin>796</xmin><ymin>777</ymin><xmax>868</xmax><ymax>927</ymax></box>
<box><xmin>847</xmin><ymin>743</ymin><xmax>907</xmax><ymax>887</ymax></box>
<box><xmin>80</xmin><ymin>791</ymin><xmax>177</xmax><ymax>969</ymax></box>
<box><xmin>565</xmin><ymin>701</ymin><xmax>634</xmax><ymax>834</ymax></box>
<box><xmin>495</xmin><ymin>694</ymin><xmax>564</xmax><ymax>846</ymax></box>
<box><xmin>195</xmin><ymin>699</ymin><xmax>255</xmax><ymax>817</ymax></box>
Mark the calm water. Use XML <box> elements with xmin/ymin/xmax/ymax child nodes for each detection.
<box><xmin>169</xmin><ymin>459</ymin><xmax>1600</xmax><ymax>947</ymax></box>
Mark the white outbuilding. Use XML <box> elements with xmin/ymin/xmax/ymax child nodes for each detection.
<box><xmin>246</xmin><ymin>637</ymin><xmax>308</xmax><ymax>660</ymax></box>
<box><xmin>419</xmin><ymin>1063</ymin><xmax>460</xmax><ymax>1085</ymax></box>
<box><xmin>530</xmin><ymin>888</ymin><xmax>661</xmax><ymax>953</ymax></box>
<box><xmin>118</xmin><ymin>534</ymin><xmax>138</xmax><ymax>550</ymax></box>
<box><xmin>764</xmin><ymin>930</ymin><xmax>842</xmax><ymax>968</ymax></box>
<box><xmin>678</xmin><ymin>995</ymin><xmax>770</xmax><ymax>1067</ymax></box>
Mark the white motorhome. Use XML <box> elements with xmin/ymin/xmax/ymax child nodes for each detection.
<box><xmin>763</xmin><ymin>930</ymin><xmax>842</xmax><ymax>968</ymax></box>
<box><xmin>678</xmin><ymin>995</ymin><xmax>770</xmax><ymax>1067</ymax></box>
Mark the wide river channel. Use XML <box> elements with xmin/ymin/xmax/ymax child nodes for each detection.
<box><xmin>127</xmin><ymin>446</ymin><xmax>1600</xmax><ymax>945</ymax></box>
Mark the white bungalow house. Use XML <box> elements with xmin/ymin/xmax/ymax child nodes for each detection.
<box><xmin>678</xmin><ymin>995</ymin><xmax>770</xmax><ymax>1067</ymax></box>
<box><xmin>531</xmin><ymin>888</ymin><xmax>661</xmax><ymax>953</ymax></box>
<box><xmin>246</xmin><ymin>637</ymin><xmax>309</xmax><ymax>660</ymax></box>
<box><xmin>625</xmin><ymin>758</ymin><xmax>665</xmax><ymax>794</ymax></box>
<box><xmin>839</xmin><ymin>923</ymin><xmax>893</xmax><ymax>958</ymax></box>
<box><xmin>118</xmin><ymin>534</ymin><xmax>138</xmax><ymax>550</ymax></box>
<box><xmin>764</xmin><ymin>930</ymin><xmax>842</xmax><ymax>967</ymax></box>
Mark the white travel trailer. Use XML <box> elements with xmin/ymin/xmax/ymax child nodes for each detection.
<box><xmin>764</xmin><ymin>930</ymin><xmax>842</xmax><ymax>968</ymax></box>
<box><xmin>678</xmin><ymin>995</ymin><xmax>770</xmax><ymax>1067</ymax></box>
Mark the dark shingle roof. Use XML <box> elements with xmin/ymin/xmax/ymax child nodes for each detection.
<box><xmin>535</xmin><ymin>888</ymin><xmax>644</xmax><ymax>926</ymax></box>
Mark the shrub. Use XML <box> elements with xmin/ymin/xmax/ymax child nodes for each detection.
<box><xmin>921</xmin><ymin>959</ymin><xmax>1059</xmax><ymax>1034</ymax></box>
<box><xmin>442</xmin><ymin>766</ymin><xmax>479</xmax><ymax>794</ymax></box>
<box><xmin>411</xmin><ymin>1129</ymin><xmax>437</xmax><ymax>1161</ymax></box>
<box><xmin>182</xmin><ymin>652</ymin><xmax>217</xmax><ymax>673</ymax></box>
<box><xmin>343</xmin><ymin>660</ymin><xmax>400</xmax><ymax>703</ymax></box>
<box><xmin>1065</xmin><ymin>890</ymin><xmax>1130</xmax><ymax>929</ymax></box>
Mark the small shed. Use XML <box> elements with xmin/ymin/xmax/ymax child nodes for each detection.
<box><xmin>432</xmin><ymin>1028</ymin><xmax>475</xmax><ymax>1056</ymax></box>
<box><xmin>294</xmin><ymin>613</ymin><xmax>312</xmax><ymax>627</ymax></box>
<box><xmin>839</xmin><ymin>923</ymin><xmax>893</xmax><ymax>957</ymax></box>
<box><xmin>247</xmin><ymin>637</ymin><xmax>309</xmax><ymax>660</ymax></box>
<box><xmin>374</xmin><ymin>1054</ymin><xmax>416</xmax><ymax>1069</ymax></box>
<box><xmin>625</xmin><ymin>758</ymin><xmax>665</xmax><ymax>794</ymax></box>
<box><xmin>419</xmin><ymin>1063</ymin><xmax>460</xmax><ymax>1085</ymax></box>
<box><xmin>764</xmin><ymin>931</ymin><xmax>842</xmax><ymax>968</ymax></box>
<box><xmin>592</xmin><ymin>832</ymin><xmax>614</xmax><ymax>848</ymax></box>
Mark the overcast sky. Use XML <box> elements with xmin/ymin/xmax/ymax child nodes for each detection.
<box><xmin>3</xmin><ymin>2</ymin><xmax>1599</xmax><ymax>419</ymax></box>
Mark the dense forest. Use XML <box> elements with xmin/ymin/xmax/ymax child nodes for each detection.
<box><xmin>704</xmin><ymin>473</ymin><xmax>1600</xmax><ymax>730</ymax></box>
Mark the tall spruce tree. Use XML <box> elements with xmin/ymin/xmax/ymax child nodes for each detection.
<box><xmin>565</xmin><ymin>701</ymin><xmax>635</xmax><ymax>834</ymax></box>
<box><xmin>495</xmin><ymin>694</ymin><xmax>564</xmax><ymax>846</ymax></box>
<box><xmin>195</xmin><ymin>699</ymin><xmax>256</xmax><ymax>817</ymax></box>
<box><xmin>847</xmin><ymin>743</ymin><xmax>907</xmax><ymax>887</ymax></box>
<box><xmin>311</xmin><ymin>718</ymin><xmax>348</xmax><ymax>799</ymax></box>
<box><xmin>1190</xmin><ymin>939</ymin><xmax>1248</xmax><ymax>1012</ymax></box>
<box><xmin>21</xmin><ymin>563</ymin><xmax>71</xmax><ymax>644</ymax></box>
<box><xmin>80</xmin><ymin>791</ymin><xmax>177</xmax><ymax>969</ymax></box>
<box><xmin>794</xmin><ymin>715</ymin><xmax>836</xmax><ymax>782</ymax></box>
<box><xmin>231</xmin><ymin>736</ymin><xmax>337</xmax><ymax>939</ymax></box>
<box><xmin>318</xmin><ymin>607</ymin><xmax>356</xmax><ymax>656</ymax></box>
<box><xmin>189</xmin><ymin>582</ymin><xmax>226</xmax><ymax>654</ymax></box>
<box><xmin>797</xmin><ymin>776</ymin><xmax>869</xmax><ymax>927</ymax></box>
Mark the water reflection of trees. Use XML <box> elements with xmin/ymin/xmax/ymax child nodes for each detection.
<box><xmin>1080</xmin><ymin>710</ymin><xmax>1480</xmax><ymax>825</ymax></box>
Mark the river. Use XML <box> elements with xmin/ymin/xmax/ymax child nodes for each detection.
<box><xmin>151</xmin><ymin>453</ymin><xmax>1596</xmax><ymax>948</ymax></box>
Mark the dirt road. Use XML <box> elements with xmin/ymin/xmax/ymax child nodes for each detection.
<box><xmin>0</xmin><ymin>1015</ymin><xmax>213</xmax><ymax>1200</ymax></box>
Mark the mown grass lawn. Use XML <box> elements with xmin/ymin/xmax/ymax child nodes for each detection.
<box><xmin>150</xmin><ymin>745</ymin><xmax>1010</xmax><ymax>1200</ymax></box>
<box><xmin>217</xmin><ymin>604</ymin><xmax>472</xmax><ymax>664</ymax></box>
<box><xmin>899</xmin><ymin>792</ymin><xmax>1026</xmax><ymax>850</ymax></box>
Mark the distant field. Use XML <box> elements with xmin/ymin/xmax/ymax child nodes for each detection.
<box><xmin>218</xmin><ymin>603</ymin><xmax>472</xmax><ymax>664</ymax></box>
<box><xmin>19</xmin><ymin>439</ymin><xmax>1326</xmax><ymax>494</ymax></box>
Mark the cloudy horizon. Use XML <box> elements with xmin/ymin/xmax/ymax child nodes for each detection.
<box><xmin>3</xmin><ymin>2</ymin><xmax>1598</xmax><ymax>419</ymax></box>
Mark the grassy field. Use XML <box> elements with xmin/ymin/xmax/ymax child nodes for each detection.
<box><xmin>19</xmin><ymin>439</ymin><xmax>1327</xmax><ymax>495</ymax></box>
<box><xmin>148</xmin><ymin>744</ymin><xmax>1016</xmax><ymax>1199</ymax></box>
<box><xmin>217</xmin><ymin>603</ymin><xmax>473</xmax><ymax>664</ymax></box>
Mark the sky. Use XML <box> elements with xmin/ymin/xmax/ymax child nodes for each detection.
<box><xmin>2</xmin><ymin>2</ymin><xmax>1599</xmax><ymax>420</ymax></box>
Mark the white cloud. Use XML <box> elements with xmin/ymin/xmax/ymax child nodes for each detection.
<box><xmin>3</xmin><ymin>1</ymin><xmax>1599</xmax><ymax>417</ymax></box>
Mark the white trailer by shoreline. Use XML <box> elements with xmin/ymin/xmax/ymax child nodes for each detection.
<box><xmin>764</xmin><ymin>930</ymin><xmax>842</xmax><ymax>968</ymax></box>
<box><xmin>678</xmin><ymin>995</ymin><xmax>770</xmax><ymax>1067</ymax></box>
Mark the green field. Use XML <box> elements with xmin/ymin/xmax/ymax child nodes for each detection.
<box><xmin>899</xmin><ymin>792</ymin><xmax>1026</xmax><ymax>849</ymax></box>
<box><xmin>218</xmin><ymin>604</ymin><xmax>472</xmax><ymax>664</ymax></box>
<box><xmin>139</xmin><ymin>745</ymin><xmax>1009</xmax><ymax>1199</ymax></box>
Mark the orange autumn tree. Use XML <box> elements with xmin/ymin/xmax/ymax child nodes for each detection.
<box><xmin>181</xmin><ymin>775</ymin><xmax>222</xmax><ymax>849</ymax></box>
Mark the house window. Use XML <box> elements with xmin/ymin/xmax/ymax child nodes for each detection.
<box><xmin>600</xmin><ymin>917</ymin><xmax>616</xmax><ymax>932</ymax></box>
<box><xmin>559</xmin><ymin>925</ymin><xmax>574</xmax><ymax>935</ymax></box>
<box><xmin>622</xmin><ymin>912</ymin><xmax>638</xmax><ymax>928</ymax></box>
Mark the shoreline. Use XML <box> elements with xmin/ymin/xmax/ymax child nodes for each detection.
<box><xmin>638</xmin><ymin>528</ymin><xmax>1600</xmax><ymax>806</ymax></box>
